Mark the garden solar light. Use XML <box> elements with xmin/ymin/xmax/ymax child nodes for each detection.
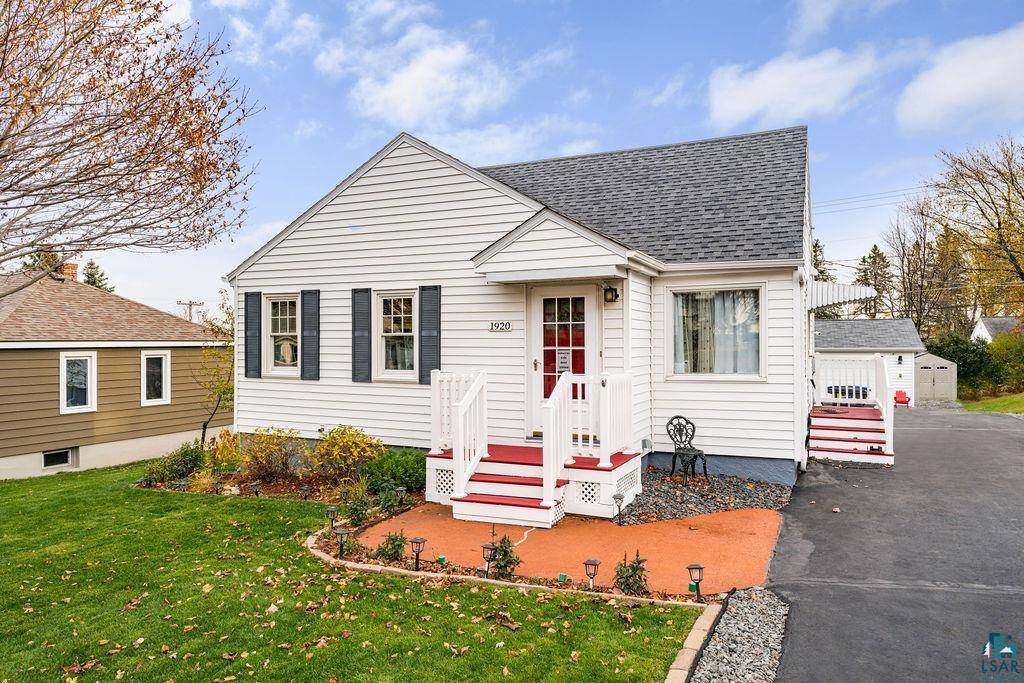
<box><xmin>583</xmin><ymin>559</ymin><xmax>600</xmax><ymax>590</ymax></box>
<box><xmin>326</xmin><ymin>505</ymin><xmax>338</xmax><ymax>528</ymax></box>
<box><xmin>300</xmin><ymin>484</ymin><xmax>310</xmax><ymax>500</ymax></box>
<box><xmin>613</xmin><ymin>493</ymin><xmax>625</xmax><ymax>524</ymax></box>
<box><xmin>482</xmin><ymin>542</ymin><xmax>497</xmax><ymax>578</ymax></box>
<box><xmin>335</xmin><ymin>527</ymin><xmax>352</xmax><ymax>559</ymax></box>
<box><xmin>212</xmin><ymin>480</ymin><xmax>222</xmax><ymax>494</ymax></box>
<box><xmin>410</xmin><ymin>537</ymin><xmax>426</xmax><ymax>571</ymax></box>
<box><xmin>250</xmin><ymin>481</ymin><xmax>261</xmax><ymax>497</ymax></box>
<box><xmin>688</xmin><ymin>564</ymin><xmax>704</xmax><ymax>602</ymax></box>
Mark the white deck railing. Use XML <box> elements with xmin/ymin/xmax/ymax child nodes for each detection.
<box><xmin>450</xmin><ymin>370</ymin><xmax>488</xmax><ymax>498</ymax></box>
<box><xmin>540</xmin><ymin>371</ymin><xmax>635</xmax><ymax>507</ymax></box>
<box><xmin>814</xmin><ymin>355</ymin><xmax>876</xmax><ymax>405</ymax></box>
<box><xmin>873</xmin><ymin>354</ymin><xmax>895</xmax><ymax>455</ymax></box>
<box><xmin>429</xmin><ymin>369</ymin><xmax>478</xmax><ymax>454</ymax></box>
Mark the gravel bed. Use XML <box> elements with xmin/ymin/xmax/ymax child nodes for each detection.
<box><xmin>691</xmin><ymin>587</ymin><xmax>789</xmax><ymax>683</ymax></box>
<box><xmin>616</xmin><ymin>469</ymin><xmax>791</xmax><ymax>525</ymax></box>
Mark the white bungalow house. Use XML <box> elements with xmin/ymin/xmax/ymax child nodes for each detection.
<box><xmin>971</xmin><ymin>316</ymin><xmax>1021</xmax><ymax>342</ymax></box>
<box><xmin>226</xmin><ymin>126</ymin><xmax>894</xmax><ymax>527</ymax></box>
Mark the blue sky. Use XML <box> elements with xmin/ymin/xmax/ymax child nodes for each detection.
<box><xmin>102</xmin><ymin>0</ymin><xmax>1024</xmax><ymax>313</ymax></box>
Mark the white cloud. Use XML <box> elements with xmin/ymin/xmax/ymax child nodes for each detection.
<box><xmin>348</xmin><ymin>0</ymin><xmax>436</xmax><ymax>34</ymax></box>
<box><xmin>163</xmin><ymin>0</ymin><xmax>191</xmax><ymax>25</ymax></box>
<box><xmin>211</xmin><ymin>0</ymin><xmax>257</xmax><ymax>8</ymax></box>
<box><xmin>265</xmin><ymin>0</ymin><xmax>289</xmax><ymax>28</ymax></box>
<box><xmin>564</xmin><ymin>87</ymin><xmax>591</xmax><ymax>107</ymax></box>
<box><xmin>790</xmin><ymin>0</ymin><xmax>903</xmax><ymax>45</ymax></box>
<box><xmin>707</xmin><ymin>47</ymin><xmax>879</xmax><ymax>130</ymax></box>
<box><xmin>293</xmin><ymin>119</ymin><xmax>323</xmax><ymax>138</ymax></box>
<box><xmin>422</xmin><ymin>117</ymin><xmax>599</xmax><ymax>166</ymax></box>
<box><xmin>275</xmin><ymin>12</ymin><xmax>322</xmax><ymax>53</ymax></box>
<box><xmin>635</xmin><ymin>74</ymin><xmax>688</xmax><ymax>108</ymax></box>
<box><xmin>228</xmin><ymin>16</ymin><xmax>263</xmax><ymax>64</ymax></box>
<box><xmin>895</xmin><ymin>22</ymin><xmax>1024</xmax><ymax>131</ymax></box>
<box><xmin>314</xmin><ymin>39</ymin><xmax>349</xmax><ymax>76</ymax></box>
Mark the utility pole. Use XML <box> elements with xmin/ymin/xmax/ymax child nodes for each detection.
<box><xmin>177</xmin><ymin>299</ymin><xmax>204</xmax><ymax>322</ymax></box>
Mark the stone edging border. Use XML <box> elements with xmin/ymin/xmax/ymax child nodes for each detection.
<box><xmin>665</xmin><ymin>590</ymin><xmax>728</xmax><ymax>682</ymax></box>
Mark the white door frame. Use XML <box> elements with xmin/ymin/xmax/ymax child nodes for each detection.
<box><xmin>525</xmin><ymin>283</ymin><xmax>603</xmax><ymax>435</ymax></box>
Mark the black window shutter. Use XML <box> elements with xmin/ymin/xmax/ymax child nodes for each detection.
<box><xmin>244</xmin><ymin>291</ymin><xmax>262</xmax><ymax>378</ymax></box>
<box><xmin>352</xmin><ymin>288</ymin><xmax>371</xmax><ymax>382</ymax></box>
<box><xmin>300</xmin><ymin>290</ymin><xmax>320</xmax><ymax>380</ymax></box>
<box><xmin>419</xmin><ymin>285</ymin><xmax>441</xmax><ymax>384</ymax></box>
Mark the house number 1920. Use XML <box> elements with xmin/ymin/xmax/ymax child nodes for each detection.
<box><xmin>489</xmin><ymin>321</ymin><xmax>512</xmax><ymax>332</ymax></box>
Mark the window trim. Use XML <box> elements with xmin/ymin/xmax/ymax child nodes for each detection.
<box><xmin>140</xmin><ymin>350</ymin><xmax>172</xmax><ymax>406</ymax></box>
<box><xmin>262</xmin><ymin>293</ymin><xmax>301</xmax><ymax>377</ymax></box>
<box><xmin>59</xmin><ymin>351</ymin><xmax>98</xmax><ymax>414</ymax></box>
<box><xmin>664</xmin><ymin>282</ymin><xmax>768</xmax><ymax>382</ymax></box>
<box><xmin>373</xmin><ymin>289</ymin><xmax>418</xmax><ymax>382</ymax></box>
<box><xmin>42</xmin><ymin>447</ymin><xmax>78</xmax><ymax>470</ymax></box>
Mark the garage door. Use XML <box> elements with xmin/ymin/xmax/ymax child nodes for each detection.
<box><xmin>916</xmin><ymin>362</ymin><xmax>956</xmax><ymax>400</ymax></box>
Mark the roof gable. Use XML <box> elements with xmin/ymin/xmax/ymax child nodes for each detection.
<box><xmin>478</xmin><ymin>126</ymin><xmax>808</xmax><ymax>265</ymax></box>
<box><xmin>981</xmin><ymin>316</ymin><xmax>1022</xmax><ymax>336</ymax></box>
<box><xmin>814</xmin><ymin>318</ymin><xmax>925</xmax><ymax>352</ymax></box>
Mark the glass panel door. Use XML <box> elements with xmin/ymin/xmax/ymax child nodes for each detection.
<box><xmin>541</xmin><ymin>296</ymin><xmax>586</xmax><ymax>398</ymax></box>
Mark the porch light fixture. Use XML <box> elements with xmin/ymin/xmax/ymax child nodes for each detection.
<box><xmin>250</xmin><ymin>481</ymin><xmax>261</xmax><ymax>497</ymax></box>
<box><xmin>613</xmin><ymin>493</ymin><xmax>625</xmax><ymax>525</ymax></box>
<box><xmin>897</xmin><ymin>355</ymin><xmax>904</xmax><ymax>365</ymax></box>
<box><xmin>583</xmin><ymin>559</ymin><xmax>600</xmax><ymax>590</ymax></box>
<box><xmin>300</xmin><ymin>484</ymin><xmax>311</xmax><ymax>500</ymax></box>
<box><xmin>213</xmin><ymin>480</ymin><xmax>222</xmax><ymax>495</ymax></box>
<box><xmin>410</xmin><ymin>537</ymin><xmax>426</xmax><ymax>571</ymax></box>
<box><xmin>482</xmin><ymin>542</ymin><xmax>497</xmax><ymax>579</ymax></box>
<box><xmin>326</xmin><ymin>505</ymin><xmax>338</xmax><ymax>529</ymax></box>
<box><xmin>687</xmin><ymin>563</ymin><xmax>704</xmax><ymax>602</ymax></box>
<box><xmin>603</xmin><ymin>286</ymin><xmax>620</xmax><ymax>303</ymax></box>
<box><xmin>335</xmin><ymin>527</ymin><xmax>352</xmax><ymax>559</ymax></box>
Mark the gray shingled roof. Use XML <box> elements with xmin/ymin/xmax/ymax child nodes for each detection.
<box><xmin>478</xmin><ymin>127</ymin><xmax>807</xmax><ymax>264</ymax></box>
<box><xmin>815</xmin><ymin>318</ymin><xmax>925</xmax><ymax>352</ymax></box>
<box><xmin>980</xmin><ymin>316</ymin><xmax>1022</xmax><ymax>336</ymax></box>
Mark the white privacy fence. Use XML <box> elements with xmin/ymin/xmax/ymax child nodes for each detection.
<box><xmin>814</xmin><ymin>356</ymin><xmax>877</xmax><ymax>405</ymax></box>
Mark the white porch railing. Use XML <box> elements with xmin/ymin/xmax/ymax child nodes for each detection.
<box><xmin>540</xmin><ymin>371</ymin><xmax>635</xmax><ymax>507</ymax></box>
<box><xmin>429</xmin><ymin>369</ymin><xmax>478</xmax><ymax>454</ymax></box>
<box><xmin>873</xmin><ymin>354</ymin><xmax>895</xmax><ymax>455</ymax></box>
<box><xmin>814</xmin><ymin>355</ymin><xmax>876</xmax><ymax>405</ymax></box>
<box><xmin>452</xmin><ymin>371</ymin><xmax>488</xmax><ymax>498</ymax></box>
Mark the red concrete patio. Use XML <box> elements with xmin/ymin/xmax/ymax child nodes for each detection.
<box><xmin>356</xmin><ymin>503</ymin><xmax>780</xmax><ymax>595</ymax></box>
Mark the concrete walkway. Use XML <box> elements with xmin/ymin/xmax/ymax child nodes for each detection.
<box><xmin>770</xmin><ymin>405</ymin><xmax>1024</xmax><ymax>682</ymax></box>
<box><xmin>358</xmin><ymin>503</ymin><xmax>780</xmax><ymax>594</ymax></box>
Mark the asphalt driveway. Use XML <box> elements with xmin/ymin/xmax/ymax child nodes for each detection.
<box><xmin>769</xmin><ymin>404</ymin><xmax>1024</xmax><ymax>682</ymax></box>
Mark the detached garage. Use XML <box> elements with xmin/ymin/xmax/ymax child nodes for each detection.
<box><xmin>814</xmin><ymin>318</ymin><xmax>926</xmax><ymax>406</ymax></box>
<box><xmin>915</xmin><ymin>352</ymin><xmax>957</xmax><ymax>400</ymax></box>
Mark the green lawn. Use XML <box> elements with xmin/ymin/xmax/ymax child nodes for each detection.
<box><xmin>962</xmin><ymin>392</ymin><xmax>1024</xmax><ymax>414</ymax></box>
<box><xmin>0</xmin><ymin>464</ymin><xmax>698</xmax><ymax>682</ymax></box>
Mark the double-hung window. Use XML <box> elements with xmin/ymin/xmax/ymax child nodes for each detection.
<box><xmin>670</xmin><ymin>287</ymin><xmax>762</xmax><ymax>377</ymax></box>
<box><xmin>59</xmin><ymin>351</ymin><xmax>97</xmax><ymax>414</ymax></box>
<box><xmin>141</xmin><ymin>350</ymin><xmax>171</xmax><ymax>406</ymax></box>
<box><xmin>266</xmin><ymin>295</ymin><xmax>299</xmax><ymax>375</ymax></box>
<box><xmin>375</xmin><ymin>291</ymin><xmax>416</xmax><ymax>380</ymax></box>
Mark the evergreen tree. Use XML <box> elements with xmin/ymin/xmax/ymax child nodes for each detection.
<box><xmin>811</xmin><ymin>238</ymin><xmax>843</xmax><ymax>319</ymax></box>
<box><xmin>853</xmin><ymin>244</ymin><xmax>892</xmax><ymax>318</ymax></box>
<box><xmin>82</xmin><ymin>259</ymin><xmax>114</xmax><ymax>292</ymax></box>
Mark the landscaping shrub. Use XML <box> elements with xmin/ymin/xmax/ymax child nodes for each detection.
<box><xmin>344</xmin><ymin>492</ymin><xmax>373</xmax><ymax>526</ymax></box>
<box><xmin>925</xmin><ymin>332</ymin><xmax>1001</xmax><ymax>398</ymax></box>
<box><xmin>377</xmin><ymin>484</ymin><xmax>406</xmax><ymax>514</ymax></box>
<box><xmin>241</xmin><ymin>428</ymin><xmax>303</xmax><ymax>482</ymax></box>
<box><xmin>489</xmin><ymin>535</ymin><xmax>522</xmax><ymax>580</ymax></box>
<box><xmin>303</xmin><ymin>425</ymin><xmax>385</xmax><ymax>485</ymax></box>
<box><xmin>614</xmin><ymin>551</ymin><xmax>650</xmax><ymax>596</ymax></box>
<box><xmin>361</xmin><ymin>447</ymin><xmax>427</xmax><ymax>493</ymax></box>
<box><xmin>373</xmin><ymin>530</ymin><xmax>408</xmax><ymax>562</ymax></box>
<box><xmin>989</xmin><ymin>333</ymin><xmax>1024</xmax><ymax>392</ymax></box>
<box><xmin>143</xmin><ymin>440</ymin><xmax>204</xmax><ymax>483</ymax></box>
<box><xmin>205</xmin><ymin>428</ymin><xmax>242</xmax><ymax>475</ymax></box>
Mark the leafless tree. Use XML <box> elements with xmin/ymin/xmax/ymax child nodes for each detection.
<box><xmin>0</xmin><ymin>0</ymin><xmax>255</xmax><ymax>299</ymax></box>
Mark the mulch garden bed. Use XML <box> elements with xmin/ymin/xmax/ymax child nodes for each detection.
<box><xmin>616</xmin><ymin>468</ymin><xmax>792</xmax><ymax>525</ymax></box>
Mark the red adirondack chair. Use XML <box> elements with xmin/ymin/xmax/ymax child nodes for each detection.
<box><xmin>894</xmin><ymin>390</ymin><xmax>910</xmax><ymax>406</ymax></box>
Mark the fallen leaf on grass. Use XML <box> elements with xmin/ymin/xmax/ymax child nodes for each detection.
<box><xmin>832</xmin><ymin>507</ymin><xmax>841</xmax><ymax>513</ymax></box>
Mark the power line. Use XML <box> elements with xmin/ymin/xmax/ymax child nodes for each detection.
<box><xmin>814</xmin><ymin>197</ymin><xmax>927</xmax><ymax>215</ymax></box>
<box><xmin>813</xmin><ymin>185</ymin><xmax>929</xmax><ymax>207</ymax></box>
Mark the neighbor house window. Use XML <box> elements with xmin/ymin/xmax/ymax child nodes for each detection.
<box><xmin>141</xmin><ymin>350</ymin><xmax>171</xmax><ymax>406</ymax></box>
<box><xmin>375</xmin><ymin>291</ymin><xmax>416</xmax><ymax>379</ymax></box>
<box><xmin>266</xmin><ymin>295</ymin><xmax>299</xmax><ymax>374</ymax></box>
<box><xmin>42</xmin><ymin>447</ymin><xmax>77</xmax><ymax>469</ymax></box>
<box><xmin>59</xmin><ymin>351</ymin><xmax>97</xmax><ymax>414</ymax></box>
<box><xmin>671</xmin><ymin>287</ymin><xmax>762</xmax><ymax>376</ymax></box>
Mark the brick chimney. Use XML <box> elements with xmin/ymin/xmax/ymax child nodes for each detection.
<box><xmin>59</xmin><ymin>262</ymin><xmax>78</xmax><ymax>281</ymax></box>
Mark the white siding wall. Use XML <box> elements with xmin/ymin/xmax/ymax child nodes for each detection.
<box><xmin>628</xmin><ymin>271</ymin><xmax>653</xmax><ymax>450</ymax></box>
<box><xmin>234</xmin><ymin>142</ymin><xmax>538</xmax><ymax>446</ymax></box>
<box><xmin>816</xmin><ymin>351</ymin><xmax>916</xmax><ymax>406</ymax></box>
<box><xmin>650</xmin><ymin>269</ymin><xmax>799</xmax><ymax>460</ymax></box>
<box><xmin>482</xmin><ymin>219</ymin><xmax>622</xmax><ymax>273</ymax></box>
<box><xmin>602</xmin><ymin>284</ymin><xmax>624</xmax><ymax>374</ymax></box>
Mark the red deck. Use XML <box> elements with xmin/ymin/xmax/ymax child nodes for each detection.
<box><xmin>429</xmin><ymin>443</ymin><xmax>638</xmax><ymax>470</ymax></box>
<box><xmin>810</xmin><ymin>406</ymin><xmax>883</xmax><ymax>421</ymax></box>
<box><xmin>449</xmin><ymin>493</ymin><xmax>552</xmax><ymax>509</ymax></box>
<box><xmin>469</xmin><ymin>472</ymin><xmax>568</xmax><ymax>487</ymax></box>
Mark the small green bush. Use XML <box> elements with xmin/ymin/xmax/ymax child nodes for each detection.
<box><xmin>344</xmin><ymin>493</ymin><xmax>372</xmax><ymax>526</ymax></box>
<box><xmin>143</xmin><ymin>440</ymin><xmax>204</xmax><ymax>483</ymax></box>
<box><xmin>361</xmin><ymin>448</ymin><xmax>427</xmax><ymax>493</ymax></box>
<box><xmin>614</xmin><ymin>551</ymin><xmax>650</xmax><ymax>596</ymax></box>
<box><xmin>373</xmin><ymin>530</ymin><xmax>408</xmax><ymax>562</ymax></box>
<box><xmin>241</xmin><ymin>428</ymin><xmax>304</xmax><ymax>482</ymax></box>
<box><xmin>489</xmin><ymin>535</ymin><xmax>522</xmax><ymax>580</ymax></box>
<box><xmin>377</xmin><ymin>484</ymin><xmax>406</xmax><ymax>514</ymax></box>
<box><xmin>303</xmin><ymin>425</ymin><xmax>385</xmax><ymax>485</ymax></box>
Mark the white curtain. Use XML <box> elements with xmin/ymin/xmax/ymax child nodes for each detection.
<box><xmin>673</xmin><ymin>289</ymin><xmax>760</xmax><ymax>374</ymax></box>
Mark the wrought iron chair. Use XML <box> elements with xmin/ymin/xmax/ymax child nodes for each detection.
<box><xmin>666</xmin><ymin>415</ymin><xmax>707</xmax><ymax>482</ymax></box>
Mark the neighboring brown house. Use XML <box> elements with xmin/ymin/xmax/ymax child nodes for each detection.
<box><xmin>0</xmin><ymin>264</ymin><xmax>231</xmax><ymax>479</ymax></box>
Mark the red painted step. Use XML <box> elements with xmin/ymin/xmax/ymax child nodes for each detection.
<box><xmin>810</xmin><ymin>435</ymin><xmax>886</xmax><ymax>445</ymax></box>
<box><xmin>809</xmin><ymin>446</ymin><xmax>891</xmax><ymax>456</ymax></box>
<box><xmin>810</xmin><ymin>424</ymin><xmax>885</xmax><ymax>434</ymax></box>
<box><xmin>811</xmin><ymin>406</ymin><xmax>883</xmax><ymax>421</ymax></box>
<box><xmin>430</xmin><ymin>444</ymin><xmax>638</xmax><ymax>471</ymax></box>
<box><xmin>470</xmin><ymin>473</ymin><xmax>568</xmax><ymax>487</ymax></box>
<box><xmin>450</xmin><ymin>493</ymin><xmax>552</xmax><ymax>509</ymax></box>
